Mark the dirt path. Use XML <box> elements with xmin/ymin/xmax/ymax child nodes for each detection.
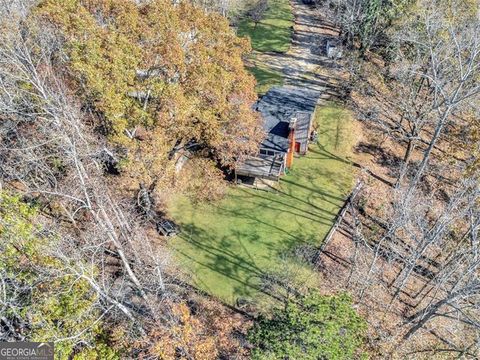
<box><xmin>254</xmin><ymin>0</ymin><xmax>342</xmax><ymax>122</ymax></box>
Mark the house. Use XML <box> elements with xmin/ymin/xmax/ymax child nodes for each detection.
<box><xmin>235</xmin><ymin>110</ymin><xmax>314</xmax><ymax>184</ymax></box>
<box><xmin>235</xmin><ymin>86</ymin><xmax>320</xmax><ymax>185</ymax></box>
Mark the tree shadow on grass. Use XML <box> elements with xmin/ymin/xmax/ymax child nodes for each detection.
<box><xmin>242</xmin><ymin>22</ymin><xmax>292</xmax><ymax>52</ymax></box>
<box><xmin>310</xmin><ymin>145</ymin><xmax>395</xmax><ymax>187</ymax></box>
<box><xmin>312</xmin><ymin>146</ymin><xmax>350</xmax><ymax>166</ymax></box>
<box><xmin>227</xmin><ymin>187</ymin><xmax>338</xmax><ymax>224</ymax></box>
<box><xmin>172</xmin><ymin>142</ymin><xmax>354</xmax><ymax>302</ymax></box>
<box><xmin>279</xmin><ymin>177</ymin><xmax>345</xmax><ymax>205</ymax></box>
<box><xmin>176</xmin><ymin>221</ymin><xmax>306</xmax><ymax>301</ymax></box>
<box><xmin>173</xmin><ymin>178</ymin><xmax>332</xmax><ymax>297</ymax></box>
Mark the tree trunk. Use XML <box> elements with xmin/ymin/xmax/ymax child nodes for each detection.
<box><xmin>396</xmin><ymin>137</ymin><xmax>416</xmax><ymax>187</ymax></box>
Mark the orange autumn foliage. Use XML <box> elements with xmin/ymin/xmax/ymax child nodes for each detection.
<box><xmin>36</xmin><ymin>0</ymin><xmax>263</xmax><ymax>200</ymax></box>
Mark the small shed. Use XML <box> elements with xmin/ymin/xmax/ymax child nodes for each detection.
<box><xmin>156</xmin><ymin>219</ymin><xmax>180</xmax><ymax>237</ymax></box>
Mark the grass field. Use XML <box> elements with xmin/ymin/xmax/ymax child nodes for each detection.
<box><xmin>238</xmin><ymin>0</ymin><xmax>294</xmax><ymax>53</ymax></box>
<box><xmin>248</xmin><ymin>65</ymin><xmax>284</xmax><ymax>95</ymax></box>
<box><xmin>169</xmin><ymin>104</ymin><xmax>357</xmax><ymax>304</ymax></box>
<box><xmin>238</xmin><ymin>0</ymin><xmax>293</xmax><ymax>95</ymax></box>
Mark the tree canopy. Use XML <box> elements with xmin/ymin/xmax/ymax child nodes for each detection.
<box><xmin>0</xmin><ymin>192</ymin><xmax>118</xmax><ymax>359</ymax></box>
<box><xmin>35</xmin><ymin>0</ymin><xmax>263</xmax><ymax>198</ymax></box>
<box><xmin>248</xmin><ymin>291</ymin><xmax>367</xmax><ymax>360</ymax></box>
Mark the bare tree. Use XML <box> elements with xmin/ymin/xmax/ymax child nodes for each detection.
<box><xmin>0</xmin><ymin>7</ymin><xmax>172</xmax><ymax>339</ymax></box>
<box><xmin>249</xmin><ymin>0</ymin><xmax>268</xmax><ymax>31</ymax></box>
<box><xmin>397</xmin><ymin>5</ymin><xmax>480</xmax><ymax>189</ymax></box>
<box><xmin>401</xmin><ymin>190</ymin><xmax>480</xmax><ymax>358</ymax></box>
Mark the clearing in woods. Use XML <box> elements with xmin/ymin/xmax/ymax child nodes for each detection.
<box><xmin>169</xmin><ymin>105</ymin><xmax>358</xmax><ymax>304</ymax></box>
<box><xmin>169</xmin><ymin>0</ymin><xmax>357</xmax><ymax>305</ymax></box>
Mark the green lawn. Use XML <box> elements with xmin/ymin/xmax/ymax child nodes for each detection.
<box><xmin>238</xmin><ymin>0</ymin><xmax>294</xmax><ymax>53</ymax></box>
<box><xmin>238</xmin><ymin>0</ymin><xmax>293</xmax><ymax>94</ymax></box>
<box><xmin>248</xmin><ymin>65</ymin><xmax>284</xmax><ymax>95</ymax></box>
<box><xmin>169</xmin><ymin>104</ymin><xmax>357</xmax><ymax>305</ymax></box>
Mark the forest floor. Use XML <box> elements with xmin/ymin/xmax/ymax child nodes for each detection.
<box><xmin>168</xmin><ymin>1</ymin><xmax>360</xmax><ymax>306</ymax></box>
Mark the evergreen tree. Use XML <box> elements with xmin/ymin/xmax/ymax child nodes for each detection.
<box><xmin>248</xmin><ymin>291</ymin><xmax>367</xmax><ymax>360</ymax></box>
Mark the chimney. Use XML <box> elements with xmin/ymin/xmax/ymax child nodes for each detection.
<box><xmin>289</xmin><ymin>117</ymin><xmax>297</xmax><ymax>130</ymax></box>
<box><xmin>286</xmin><ymin>117</ymin><xmax>297</xmax><ymax>168</ymax></box>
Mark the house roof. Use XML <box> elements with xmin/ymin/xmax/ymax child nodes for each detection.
<box><xmin>295</xmin><ymin>111</ymin><xmax>312</xmax><ymax>146</ymax></box>
<box><xmin>262</xmin><ymin>120</ymin><xmax>291</xmax><ymax>152</ymax></box>
<box><xmin>255</xmin><ymin>87</ymin><xmax>319</xmax><ymax>153</ymax></box>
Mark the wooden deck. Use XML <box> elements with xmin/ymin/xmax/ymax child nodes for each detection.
<box><xmin>235</xmin><ymin>154</ymin><xmax>285</xmax><ymax>181</ymax></box>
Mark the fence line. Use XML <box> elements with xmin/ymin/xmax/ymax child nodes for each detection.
<box><xmin>313</xmin><ymin>180</ymin><xmax>364</xmax><ymax>265</ymax></box>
